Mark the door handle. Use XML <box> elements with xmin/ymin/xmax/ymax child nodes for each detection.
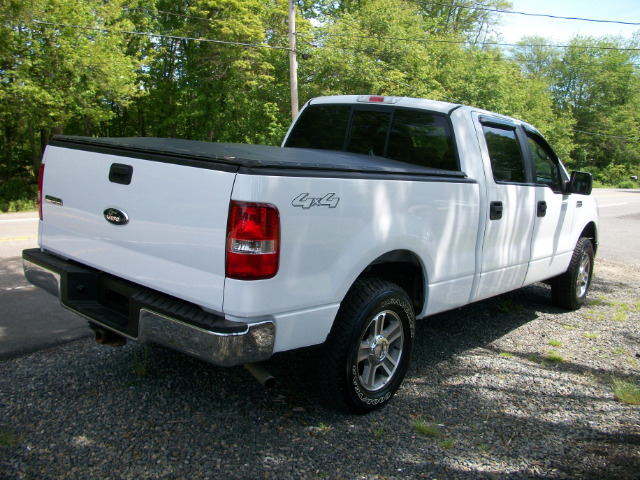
<box><xmin>537</xmin><ymin>201</ymin><xmax>547</xmax><ymax>217</ymax></box>
<box><xmin>109</xmin><ymin>163</ymin><xmax>133</xmax><ymax>185</ymax></box>
<box><xmin>490</xmin><ymin>201</ymin><xmax>503</xmax><ymax>220</ymax></box>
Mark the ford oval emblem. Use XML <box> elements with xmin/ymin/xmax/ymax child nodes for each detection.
<box><xmin>103</xmin><ymin>207</ymin><xmax>129</xmax><ymax>226</ymax></box>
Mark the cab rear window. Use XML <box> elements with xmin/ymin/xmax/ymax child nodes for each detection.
<box><xmin>285</xmin><ymin>105</ymin><xmax>458</xmax><ymax>171</ymax></box>
<box><xmin>284</xmin><ymin>105</ymin><xmax>350</xmax><ymax>151</ymax></box>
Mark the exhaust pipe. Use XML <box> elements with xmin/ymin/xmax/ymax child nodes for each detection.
<box><xmin>93</xmin><ymin>326</ymin><xmax>127</xmax><ymax>347</ymax></box>
<box><xmin>244</xmin><ymin>363</ymin><xmax>276</xmax><ymax>389</ymax></box>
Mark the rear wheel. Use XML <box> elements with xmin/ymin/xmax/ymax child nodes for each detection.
<box><xmin>551</xmin><ymin>237</ymin><xmax>594</xmax><ymax>310</ymax></box>
<box><xmin>317</xmin><ymin>278</ymin><xmax>415</xmax><ymax>413</ymax></box>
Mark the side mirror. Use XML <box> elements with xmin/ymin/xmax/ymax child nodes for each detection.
<box><xmin>568</xmin><ymin>171</ymin><xmax>593</xmax><ymax>195</ymax></box>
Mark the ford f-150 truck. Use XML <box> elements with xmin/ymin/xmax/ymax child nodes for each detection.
<box><xmin>23</xmin><ymin>95</ymin><xmax>598</xmax><ymax>413</ymax></box>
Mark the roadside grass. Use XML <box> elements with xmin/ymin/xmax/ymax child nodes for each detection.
<box><xmin>0</xmin><ymin>178</ymin><xmax>38</xmax><ymax>213</ymax></box>
<box><xmin>318</xmin><ymin>422</ymin><xmax>332</xmax><ymax>433</ymax></box>
<box><xmin>495</xmin><ymin>299</ymin><xmax>522</xmax><ymax>314</ymax></box>
<box><xmin>0</xmin><ymin>428</ymin><xmax>18</xmax><ymax>447</ymax></box>
<box><xmin>612</xmin><ymin>311</ymin><xmax>628</xmax><ymax>322</ymax></box>
<box><xmin>371</xmin><ymin>423</ymin><xmax>385</xmax><ymax>440</ymax></box>
<box><xmin>545</xmin><ymin>350</ymin><xmax>564</xmax><ymax>364</ymax></box>
<box><xmin>413</xmin><ymin>418</ymin><xmax>443</xmax><ymax>438</ymax></box>
<box><xmin>588</xmin><ymin>296</ymin><xmax>614</xmax><ymax>307</ymax></box>
<box><xmin>585</xmin><ymin>295</ymin><xmax>635</xmax><ymax>322</ymax></box>
<box><xmin>412</xmin><ymin>417</ymin><xmax>456</xmax><ymax>449</ymax></box>
<box><xmin>438</xmin><ymin>438</ymin><xmax>456</xmax><ymax>449</ymax></box>
<box><xmin>612</xmin><ymin>379</ymin><xmax>640</xmax><ymax>405</ymax></box>
<box><xmin>0</xmin><ymin>198</ymin><xmax>37</xmax><ymax>213</ymax></box>
<box><xmin>584</xmin><ymin>309</ymin><xmax>606</xmax><ymax>321</ymax></box>
<box><xmin>548</xmin><ymin>339</ymin><xmax>562</xmax><ymax>348</ymax></box>
<box><xmin>132</xmin><ymin>346</ymin><xmax>150</xmax><ymax>377</ymax></box>
<box><xmin>499</xmin><ymin>352</ymin><xmax>513</xmax><ymax>359</ymax></box>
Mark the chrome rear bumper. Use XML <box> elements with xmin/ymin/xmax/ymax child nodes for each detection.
<box><xmin>23</xmin><ymin>248</ymin><xmax>274</xmax><ymax>367</ymax></box>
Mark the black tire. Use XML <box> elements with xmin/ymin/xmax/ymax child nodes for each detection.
<box><xmin>551</xmin><ymin>237</ymin><xmax>594</xmax><ymax>310</ymax></box>
<box><xmin>317</xmin><ymin>278</ymin><xmax>415</xmax><ymax>414</ymax></box>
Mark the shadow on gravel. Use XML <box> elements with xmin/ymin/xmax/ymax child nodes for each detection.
<box><xmin>1</xmin><ymin>278</ymin><xmax>638</xmax><ymax>479</ymax></box>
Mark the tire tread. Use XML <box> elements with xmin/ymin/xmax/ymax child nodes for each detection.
<box><xmin>551</xmin><ymin>237</ymin><xmax>594</xmax><ymax>310</ymax></box>
<box><xmin>315</xmin><ymin>278</ymin><xmax>412</xmax><ymax>413</ymax></box>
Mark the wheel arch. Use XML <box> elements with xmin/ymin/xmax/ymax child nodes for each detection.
<box><xmin>354</xmin><ymin>249</ymin><xmax>426</xmax><ymax>317</ymax></box>
<box><xmin>580</xmin><ymin>221</ymin><xmax>598</xmax><ymax>255</ymax></box>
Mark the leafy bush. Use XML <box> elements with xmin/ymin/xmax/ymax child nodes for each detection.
<box><xmin>617</xmin><ymin>180</ymin><xmax>637</xmax><ymax>189</ymax></box>
<box><xmin>0</xmin><ymin>178</ymin><xmax>38</xmax><ymax>213</ymax></box>
<box><xmin>595</xmin><ymin>164</ymin><xmax>632</xmax><ymax>187</ymax></box>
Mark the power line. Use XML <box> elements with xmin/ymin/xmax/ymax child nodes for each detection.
<box><xmin>297</xmin><ymin>35</ymin><xmax>640</xmax><ymax>67</ymax></box>
<box><xmin>30</xmin><ymin>20</ymin><xmax>292</xmax><ymax>52</ymax></box>
<box><xmin>419</xmin><ymin>1</ymin><xmax>640</xmax><ymax>26</ymax></box>
<box><xmin>310</xmin><ymin>31</ymin><xmax>640</xmax><ymax>52</ymax></box>
<box><xmin>27</xmin><ymin>12</ymin><xmax>640</xmax><ymax>57</ymax></box>
<box><xmin>134</xmin><ymin>6</ymin><xmax>290</xmax><ymax>41</ymax></box>
<box><xmin>25</xmin><ymin>19</ymin><xmax>640</xmax><ymax>71</ymax></box>
<box><xmin>573</xmin><ymin>129</ymin><xmax>639</xmax><ymax>140</ymax></box>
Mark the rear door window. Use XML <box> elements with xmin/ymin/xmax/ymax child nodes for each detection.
<box><xmin>482</xmin><ymin>125</ymin><xmax>526</xmax><ymax>183</ymax></box>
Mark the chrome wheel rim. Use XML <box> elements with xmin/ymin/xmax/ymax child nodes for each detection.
<box><xmin>576</xmin><ymin>252</ymin><xmax>591</xmax><ymax>298</ymax></box>
<box><xmin>355</xmin><ymin>310</ymin><xmax>404</xmax><ymax>392</ymax></box>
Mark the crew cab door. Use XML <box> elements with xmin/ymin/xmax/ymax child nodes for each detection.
<box><xmin>523</xmin><ymin>131</ymin><xmax>576</xmax><ymax>284</ymax></box>
<box><xmin>473</xmin><ymin>115</ymin><xmax>536</xmax><ymax>301</ymax></box>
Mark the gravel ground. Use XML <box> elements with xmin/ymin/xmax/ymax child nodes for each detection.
<box><xmin>1</xmin><ymin>258</ymin><xmax>639</xmax><ymax>479</ymax></box>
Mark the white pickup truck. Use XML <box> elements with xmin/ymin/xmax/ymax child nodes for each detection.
<box><xmin>23</xmin><ymin>95</ymin><xmax>598</xmax><ymax>413</ymax></box>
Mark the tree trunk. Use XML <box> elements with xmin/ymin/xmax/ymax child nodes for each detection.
<box><xmin>83</xmin><ymin>115</ymin><xmax>91</xmax><ymax>136</ymax></box>
<box><xmin>40</xmin><ymin>125</ymin><xmax>64</xmax><ymax>156</ymax></box>
<box><xmin>3</xmin><ymin>125</ymin><xmax>11</xmax><ymax>180</ymax></box>
<box><xmin>28</xmin><ymin>122</ymin><xmax>40</xmax><ymax>176</ymax></box>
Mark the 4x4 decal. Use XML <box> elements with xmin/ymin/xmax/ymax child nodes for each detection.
<box><xmin>292</xmin><ymin>193</ymin><xmax>340</xmax><ymax>209</ymax></box>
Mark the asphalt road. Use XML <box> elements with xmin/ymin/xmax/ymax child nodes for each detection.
<box><xmin>592</xmin><ymin>188</ymin><xmax>640</xmax><ymax>265</ymax></box>
<box><xmin>0</xmin><ymin>188</ymin><xmax>639</xmax><ymax>359</ymax></box>
<box><xmin>0</xmin><ymin>212</ymin><xmax>92</xmax><ymax>359</ymax></box>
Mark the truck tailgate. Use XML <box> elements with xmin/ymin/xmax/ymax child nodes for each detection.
<box><xmin>40</xmin><ymin>144</ymin><xmax>235</xmax><ymax>313</ymax></box>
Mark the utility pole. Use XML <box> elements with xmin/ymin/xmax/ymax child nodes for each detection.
<box><xmin>288</xmin><ymin>0</ymin><xmax>299</xmax><ymax>120</ymax></box>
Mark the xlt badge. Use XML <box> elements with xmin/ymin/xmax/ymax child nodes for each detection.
<box><xmin>103</xmin><ymin>207</ymin><xmax>129</xmax><ymax>226</ymax></box>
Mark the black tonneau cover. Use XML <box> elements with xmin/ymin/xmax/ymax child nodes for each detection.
<box><xmin>49</xmin><ymin>135</ymin><xmax>467</xmax><ymax>179</ymax></box>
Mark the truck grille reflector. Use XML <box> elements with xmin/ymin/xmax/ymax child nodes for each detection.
<box><xmin>226</xmin><ymin>201</ymin><xmax>280</xmax><ymax>280</ymax></box>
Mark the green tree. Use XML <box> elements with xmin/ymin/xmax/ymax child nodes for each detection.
<box><xmin>417</xmin><ymin>0</ymin><xmax>512</xmax><ymax>43</ymax></box>
<box><xmin>302</xmin><ymin>0</ymin><xmax>560</xmax><ymax>146</ymax></box>
<box><xmin>512</xmin><ymin>34</ymin><xmax>640</xmax><ymax>175</ymax></box>
<box><xmin>139</xmin><ymin>0</ymin><xmax>309</xmax><ymax>144</ymax></box>
<box><xmin>0</xmin><ymin>0</ymin><xmax>146</xmax><ymax>178</ymax></box>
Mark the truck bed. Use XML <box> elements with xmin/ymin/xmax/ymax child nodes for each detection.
<box><xmin>50</xmin><ymin>136</ymin><xmax>468</xmax><ymax>179</ymax></box>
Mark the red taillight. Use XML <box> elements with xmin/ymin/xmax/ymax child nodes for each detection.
<box><xmin>226</xmin><ymin>201</ymin><xmax>280</xmax><ymax>280</ymax></box>
<box><xmin>38</xmin><ymin>163</ymin><xmax>45</xmax><ymax>221</ymax></box>
<box><xmin>369</xmin><ymin>96</ymin><xmax>385</xmax><ymax>103</ymax></box>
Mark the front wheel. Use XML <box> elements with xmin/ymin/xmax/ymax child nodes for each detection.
<box><xmin>551</xmin><ymin>237</ymin><xmax>595</xmax><ymax>310</ymax></box>
<box><xmin>317</xmin><ymin>278</ymin><xmax>415</xmax><ymax>414</ymax></box>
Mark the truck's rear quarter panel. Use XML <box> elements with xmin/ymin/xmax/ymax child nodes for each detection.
<box><xmin>227</xmin><ymin>173</ymin><xmax>480</xmax><ymax>351</ymax></box>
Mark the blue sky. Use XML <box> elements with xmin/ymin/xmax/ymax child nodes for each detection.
<box><xmin>495</xmin><ymin>0</ymin><xmax>640</xmax><ymax>43</ymax></box>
